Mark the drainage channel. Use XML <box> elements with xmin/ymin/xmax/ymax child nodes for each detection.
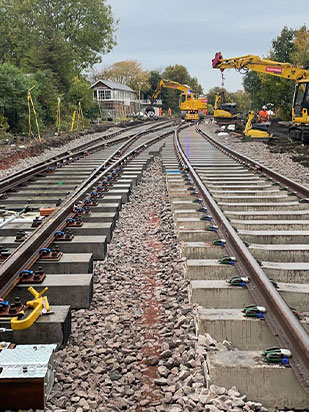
<box><xmin>0</xmin><ymin>122</ymin><xmax>178</xmax><ymax>411</ymax></box>
<box><xmin>161</xmin><ymin>125</ymin><xmax>309</xmax><ymax>410</ymax></box>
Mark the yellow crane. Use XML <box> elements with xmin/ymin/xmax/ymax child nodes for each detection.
<box><xmin>149</xmin><ymin>79</ymin><xmax>207</xmax><ymax>121</ymax></box>
<box><xmin>212</xmin><ymin>52</ymin><xmax>309</xmax><ymax>141</ymax></box>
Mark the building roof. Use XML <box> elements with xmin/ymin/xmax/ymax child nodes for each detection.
<box><xmin>90</xmin><ymin>79</ymin><xmax>135</xmax><ymax>92</ymax></box>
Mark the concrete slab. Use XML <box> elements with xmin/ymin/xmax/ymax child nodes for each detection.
<box><xmin>0</xmin><ymin>235</ymin><xmax>107</xmax><ymax>260</ymax></box>
<box><xmin>178</xmin><ymin>229</ymin><xmax>219</xmax><ymax>242</ymax></box>
<box><xmin>81</xmin><ymin>212</ymin><xmax>116</xmax><ymax>223</ymax></box>
<box><xmin>262</xmin><ymin>261</ymin><xmax>309</xmax><ymax>283</ymax></box>
<box><xmin>198</xmin><ymin>308</ymin><xmax>277</xmax><ymax>350</ymax></box>
<box><xmin>174</xmin><ymin>209</ymin><xmax>205</xmax><ymax>218</ymax></box>
<box><xmin>186</xmin><ymin>259</ymin><xmax>237</xmax><ymax>280</ymax></box>
<box><xmin>8</xmin><ymin>274</ymin><xmax>93</xmax><ymax>309</ymax></box>
<box><xmin>207</xmin><ymin>184</ymin><xmax>273</xmax><ymax>191</ymax></box>
<box><xmin>225</xmin><ymin>209</ymin><xmax>309</xmax><ymax>221</ymax></box>
<box><xmin>239</xmin><ymin>229</ymin><xmax>309</xmax><ymax>245</ymax></box>
<box><xmin>232</xmin><ymin>219</ymin><xmax>309</xmax><ymax>230</ymax></box>
<box><xmin>249</xmin><ymin>243</ymin><xmax>309</xmax><ymax>263</ymax></box>
<box><xmin>181</xmin><ymin>242</ymin><xmax>226</xmax><ymax>259</ymax></box>
<box><xmin>191</xmin><ymin>279</ymin><xmax>309</xmax><ymax>312</ymax></box>
<box><xmin>220</xmin><ymin>201</ymin><xmax>307</xmax><ymax>211</ymax></box>
<box><xmin>0</xmin><ymin>305</ymin><xmax>71</xmax><ymax>346</ymax></box>
<box><xmin>215</xmin><ymin>195</ymin><xmax>297</xmax><ymax>203</ymax></box>
<box><xmin>31</xmin><ymin>253</ymin><xmax>93</xmax><ymax>274</ymax></box>
<box><xmin>175</xmin><ymin>218</ymin><xmax>206</xmax><ymax>229</ymax></box>
<box><xmin>207</xmin><ymin>350</ymin><xmax>308</xmax><ymax>409</ymax></box>
<box><xmin>171</xmin><ymin>200</ymin><xmax>201</xmax><ymax>210</ymax></box>
<box><xmin>0</xmin><ymin>222</ymin><xmax>113</xmax><ymax>242</ymax></box>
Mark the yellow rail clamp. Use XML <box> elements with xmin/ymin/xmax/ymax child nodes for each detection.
<box><xmin>11</xmin><ymin>287</ymin><xmax>50</xmax><ymax>331</ymax></box>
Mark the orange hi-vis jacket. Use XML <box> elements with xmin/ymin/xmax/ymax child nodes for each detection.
<box><xmin>258</xmin><ymin>110</ymin><xmax>270</xmax><ymax>122</ymax></box>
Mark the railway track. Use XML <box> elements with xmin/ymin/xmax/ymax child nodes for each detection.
<box><xmin>162</xmin><ymin>124</ymin><xmax>309</xmax><ymax>409</ymax></box>
<box><xmin>0</xmin><ymin>119</ymin><xmax>179</xmax><ymax>410</ymax></box>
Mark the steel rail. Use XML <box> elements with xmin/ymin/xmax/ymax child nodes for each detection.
<box><xmin>174</xmin><ymin>130</ymin><xmax>309</xmax><ymax>396</ymax></box>
<box><xmin>0</xmin><ymin>126</ymin><xmax>176</xmax><ymax>298</ymax></box>
<box><xmin>0</xmin><ymin>120</ymin><xmax>172</xmax><ymax>195</ymax></box>
<box><xmin>198</xmin><ymin>126</ymin><xmax>309</xmax><ymax>199</ymax></box>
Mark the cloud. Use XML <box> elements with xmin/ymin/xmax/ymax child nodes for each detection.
<box><xmin>103</xmin><ymin>0</ymin><xmax>308</xmax><ymax>92</ymax></box>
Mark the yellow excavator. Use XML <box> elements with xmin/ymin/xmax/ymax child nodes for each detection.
<box><xmin>212</xmin><ymin>52</ymin><xmax>309</xmax><ymax>141</ymax></box>
<box><xmin>214</xmin><ymin>92</ymin><xmax>239</xmax><ymax>123</ymax></box>
<box><xmin>147</xmin><ymin>79</ymin><xmax>207</xmax><ymax>121</ymax></box>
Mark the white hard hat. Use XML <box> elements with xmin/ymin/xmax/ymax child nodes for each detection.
<box><xmin>262</xmin><ymin>105</ymin><xmax>267</xmax><ymax>110</ymax></box>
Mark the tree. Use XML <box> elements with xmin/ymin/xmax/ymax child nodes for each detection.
<box><xmin>0</xmin><ymin>0</ymin><xmax>117</xmax><ymax>90</ymax></box>
<box><xmin>230</xmin><ymin>90</ymin><xmax>251</xmax><ymax>114</ymax></box>
<box><xmin>270</xmin><ymin>26</ymin><xmax>296</xmax><ymax>63</ymax></box>
<box><xmin>145</xmin><ymin>70</ymin><xmax>163</xmax><ymax>100</ymax></box>
<box><xmin>93</xmin><ymin>60</ymin><xmax>150</xmax><ymax>94</ymax></box>
<box><xmin>0</xmin><ymin>63</ymin><xmax>46</xmax><ymax>133</ymax></box>
<box><xmin>207</xmin><ymin>87</ymin><xmax>225</xmax><ymax>107</ymax></box>
<box><xmin>243</xmin><ymin>26</ymin><xmax>297</xmax><ymax>119</ymax></box>
<box><xmin>292</xmin><ymin>25</ymin><xmax>309</xmax><ymax>67</ymax></box>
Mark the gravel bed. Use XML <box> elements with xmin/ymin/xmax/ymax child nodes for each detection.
<box><xmin>29</xmin><ymin>157</ymin><xmax>272</xmax><ymax>412</ymax></box>
<box><xmin>0</xmin><ymin>127</ymin><xmax>120</xmax><ymax>179</ymax></box>
<box><xmin>203</xmin><ymin>122</ymin><xmax>309</xmax><ymax>186</ymax></box>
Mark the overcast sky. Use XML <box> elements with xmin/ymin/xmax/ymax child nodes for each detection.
<box><xmin>100</xmin><ymin>0</ymin><xmax>307</xmax><ymax>93</ymax></box>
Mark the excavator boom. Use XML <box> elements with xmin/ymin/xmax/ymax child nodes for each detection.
<box><xmin>212</xmin><ymin>52</ymin><xmax>309</xmax><ymax>141</ymax></box>
<box><xmin>212</xmin><ymin>52</ymin><xmax>309</xmax><ymax>81</ymax></box>
<box><xmin>152</xmin><ymin>79</ymin><xmax>192</xmax><ymax>100</ymax></box>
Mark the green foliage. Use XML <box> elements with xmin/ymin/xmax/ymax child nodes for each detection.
<box><xmin>67</xmin><ymin>77</ymin><xmax>93</xmax><ymax>109</ymax></box>
<box><xmin>0</xmin><ymin>0</ymin><xmax>117</xmax><ymax>133</ymax></box>
<box><xmin>270</xmin><ymin>26</ymin><xmax>296</xmax><ymax>63</ymax></box>
<box><xmin>207</xmin><ymin>87</ymin><xmax>223</xmax><ymax>107</ymax></box>
<box><xmin>292</xmin><ymin>25</ymin><xmax>309</xmax><ymax>67</ymax></box>
<box><xmin>0</xmin><ymin>63</ymin><xmax>34</xmax><ymax>132</ymax></box>
<box><xmin>1</xmin><ymin>0</ymin><xmax>117</xmax><ymax>91</ymax></box>
<box><xmin>146</xmin><ymin>70</ymin><xmax>163</xmax><ymax>99</ymax></box>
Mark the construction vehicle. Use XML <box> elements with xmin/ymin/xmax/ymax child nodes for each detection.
<box><xmin>147</xmin><ymin>79</ymin><xmax>207</xmax><ymax>121</ymax></box>
<box><xmin>212</xmin><ymin>52</ymin><xmax>309</xmax><ymax>141</ymax></box>
<box><xmin>213</xmin><ymin>92</ymin><xmax>239</xmax><ymax>123</ymax></box>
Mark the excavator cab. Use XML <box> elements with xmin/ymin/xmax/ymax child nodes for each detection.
<box><xmin>292</xmin><ymin>80</ymin><xmax>309</xmax><ymax>120</ymax></box>
<box><xmin>213</xmin><ymin>92</ymin><xmax>238</xmax><ymax>123</ymax></box>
